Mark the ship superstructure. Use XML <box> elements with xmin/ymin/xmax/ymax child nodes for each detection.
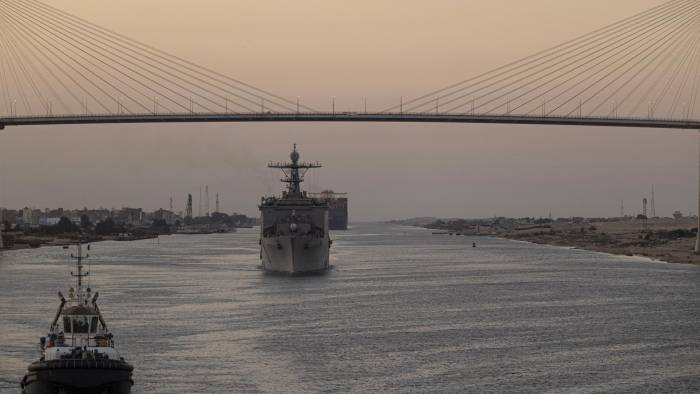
<box><xmin>21</xmin><ymin>242</ymin><xmax>133</xmax><ymax>394</ymax></box>
<box><xmin>259</xmin><ymin>145</ymin><xmax>330</xmax><ymax>273</ymax></box>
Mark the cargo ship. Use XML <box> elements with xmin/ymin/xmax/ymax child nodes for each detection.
<box><xmin>259</xmin><ymin>145</ymin><xmax>331</xmax><ymax>273</ymax></box>
<box><xmin>21</xmin><ymin>242</ymin><xmax>133</xmax><ymax>394</ymax></box>
<box><xmin>310</xmin><ymin>190</ymin><xmax>348</xmax><ymax>230</ymax></box>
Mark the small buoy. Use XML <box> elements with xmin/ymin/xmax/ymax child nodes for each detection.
<box><xmin>472</xmin><ymin>242</ymin><xmax>477</xmax><ymax>248</ymax></box>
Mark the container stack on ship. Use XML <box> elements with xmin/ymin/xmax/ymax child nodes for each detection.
<box><xmin>311</xmin><ymin>190</ymin><xmax>348</xmax><ymax>230</ymax></box>
<box><xmin>259</xmin><ymin>145</ymin><xmax>331</xmax><ymax>273</ymax></box>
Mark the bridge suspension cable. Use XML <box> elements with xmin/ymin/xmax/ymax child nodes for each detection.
<box><xmin>0</xmin><ymin>0</ymin><xmax>318</xmax><ymax>116</ymax></box>
<box><xmin>381</xmin><ymin>0</ymin><xmax>700</xmax><ymax>121</ymax></box>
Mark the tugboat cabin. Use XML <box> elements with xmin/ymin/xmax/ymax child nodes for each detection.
<box><xmin>42</xmin><ymin>297</ymin><xmax>118</xmax><ymax>361</ymax></box>
<box><xmin>61</xmin><ymin>306</ymin><xmax>103</xmax><ymax>345</ymax></box>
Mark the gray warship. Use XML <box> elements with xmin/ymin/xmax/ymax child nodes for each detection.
<box><xmin>259</xmin><ymin>144</ymin><xmax>330</xmax><ymax>273</ymax></box>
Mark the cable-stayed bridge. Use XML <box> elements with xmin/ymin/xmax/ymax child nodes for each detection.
<box><xmin>0</xmin><ymin>0</ymin><xmax>698</xmax><ymax>130</ymax></box>
<box><xmin>2</xmin><ymin>113</ymin><xmax>699</xmax><ymax>130</ymax></box>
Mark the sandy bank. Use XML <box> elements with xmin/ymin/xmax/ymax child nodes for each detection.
<box><xmin>499</xmin><ymin>218</ymin><xmax>700</xmax><ymax>265</ymax></box>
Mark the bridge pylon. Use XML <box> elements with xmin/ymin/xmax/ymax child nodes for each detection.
<box><xmin>696</xmin><ymin>130</ymin><xmax>700</xmax><ymax>255</ymax></box>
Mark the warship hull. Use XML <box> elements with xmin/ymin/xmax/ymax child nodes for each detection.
<box><xmin>22</xmin><ymin>360</ymin><xmax>133</xmax><ymax>394</ymax></box>
<box><xmin>261</xmin><ymin>234</ymin><xmax>329</xmax><ymax>273</ymax></box>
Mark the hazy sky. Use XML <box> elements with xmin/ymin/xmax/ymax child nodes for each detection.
<box><xmin>1</xmin><ymin>0</ymin><xmax>697</xmax><ymax>220</ymax></box>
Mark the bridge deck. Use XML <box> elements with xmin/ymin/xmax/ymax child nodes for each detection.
<box><xmin>1</xmin><ymin>113</ymin><xmax>699</xmax><ymax>130</ymax></box>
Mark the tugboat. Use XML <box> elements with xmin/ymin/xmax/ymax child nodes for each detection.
<box><xmin>259</xmin><ymin>144</ymin><xmax>331</xmax><ymax>273</ymax></box>
<box><xmin>21</xmin><ymin>242</ymin><xmax>133</xmax><ymax>394</ymax></box>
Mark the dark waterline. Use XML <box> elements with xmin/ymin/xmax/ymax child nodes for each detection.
<box><xmin>1</xmin><ymin>223</ymin><xmax>699</xmax><ymax>393</ymax></box>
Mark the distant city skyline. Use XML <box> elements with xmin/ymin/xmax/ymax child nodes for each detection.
<box><xmin>1</xmin><ymin>0</ymin><xmax>696</xmax><ymax>221</ymax></box>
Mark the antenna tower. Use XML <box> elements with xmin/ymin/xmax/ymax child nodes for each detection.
<box><xmin>267</xmin><ymin>144</ymin><xmax>322</xmax><ymax>198</ymax></box>
<box><xmin>642</xmin><ymin>198</ymin><xmax>648</xmax><ymax>230</ymax></box>
<box><xmin>186</xmin><ymin>194</ymin><xmax>193</xmax><ymax>219</ymax></box>
<box><xmin>620</xmin><ymin>200</ymin><xmax>624</xmax><ymax>218</ymax></box>
<box><xmin>205</xmin><ymin>185</ymin><xmax>210</xmax><ymax>216</ymax></box>
<box><xmin>0</xmin><ymin>209</ymin><xmax>4</xmax><ymax>249</ymax></box>
<box><xmin>198</xmin><ymin>187</ymin><xmax>202</xmax><ymax>217</ymax></box>
<box><xmin>651</xmin><ymin>185</ymin><xmax>656</xmax><ymax>218</ymax></box>
<box><xmin>215</xmin><ymin>193</ymin><xmax>220</xmax><ymax>213</ymax></box>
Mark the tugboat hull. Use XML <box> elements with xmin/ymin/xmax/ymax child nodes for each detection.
<box><xmin>22</xmin><ymin>360</ymin><xmax>133</xmax><ymax>394</ymax></box>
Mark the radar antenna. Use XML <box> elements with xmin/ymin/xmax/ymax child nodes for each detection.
<box><xmin>267</xmin><ymin>144</ymin><xmax>322</xmax><ymax>198</ymax></box>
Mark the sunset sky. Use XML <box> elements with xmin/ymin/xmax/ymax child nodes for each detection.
<box><xmin>1</xmin><ymin>0</ymin><xmax>696</xmax><ymax>220</ymax></box>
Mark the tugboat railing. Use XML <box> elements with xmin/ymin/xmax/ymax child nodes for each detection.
<box><xmin>49</xmin><ymin>333</ymin><xmax>114</xmax><ymax>349</ymax></box>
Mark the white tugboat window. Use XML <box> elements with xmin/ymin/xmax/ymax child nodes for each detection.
<box><xmin>63</xmin><ymin>317</ymin><xmax>72</xmax><ymax>333</ymax></box>
<box><xmin>73</xmin><ymin>316</ymin><xmax>90</xmax><ymax>333</ymax></box>
<box><xmin>90</xmin><ymin>317</ymin><xmax>98</xmax><ymax>333</ymax></box>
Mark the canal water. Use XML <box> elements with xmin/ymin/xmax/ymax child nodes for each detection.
<box><xmin>1</xmin><ymin>223</ymin><xmax>699</xmax><ymax>393</ymax></box>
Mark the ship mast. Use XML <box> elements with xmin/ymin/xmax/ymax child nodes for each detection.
<box><xmin>70</xmin><ymin>242</ymin><xmax>90</xmax><ymax>305</ymax></box>
<box><xmin>267</xmin><ymin>144</ymin><xmax>321</xmax><ymax>198</ymax></box>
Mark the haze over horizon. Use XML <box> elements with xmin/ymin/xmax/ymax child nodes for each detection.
<box><xmin>1</xmin><ymin>0</ymin><xmax>697</xmax><ymax>221</ymax></box>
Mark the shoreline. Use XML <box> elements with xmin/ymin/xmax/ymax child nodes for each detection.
<box><xmin>496</xmin><ymin>233</ymin><xmax>697</xmax><ymax>265</ymax></box>
<box><xmin>418</xmin><ymin>217</ymin><xmax>700</xmax><ymax>266</ymax></box>
<box><xmin>0</xmin><ymin>233</ymin><xmax>159</xmax><ymax>252</ymax></box>
<box><xmin>493</xmin><ymin>235</ymin><xmax>672</xmax><ymax>264</ymax></box>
